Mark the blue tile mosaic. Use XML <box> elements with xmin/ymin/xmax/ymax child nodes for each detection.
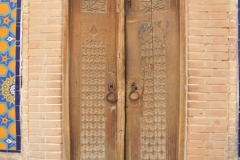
<box><xmin>0</xmin><ymin>0</ymin><xmax>21</xmax><ymax>152</ymax></box>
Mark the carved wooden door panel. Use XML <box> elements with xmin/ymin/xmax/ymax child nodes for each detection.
<box><xmin>69</xmin><ymin>0</ymin><xmax>118</xmax><ymax>159</ymax></box>
<box><xmin>125</xmin><ymin>0</ymin><xmax>180</xmax><ymax>159</ymax></box>
<box><xmin>69</xmin><ymin>0</ymin><xmax>180</xmax><ymax>159</ymax></box>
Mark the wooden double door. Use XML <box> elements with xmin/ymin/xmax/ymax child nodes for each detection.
<box><xmin>69</xmin><ymin>0</ymin><xmax>182</xmax><ymax>159</ymax></box>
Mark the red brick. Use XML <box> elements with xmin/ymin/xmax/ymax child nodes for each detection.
<box><xmin>205</xmin><ymin>28</ymin><xmax>228</xmax><ymax>36</ymax></box>
<box><xmin>188</xmin><ymin>61</ymin><xmax>205</xmax><ymax>68</ymax></box>
<box><xmin>188</xmin><ymin>148</ymin><xmax>210</xmax><ymax>155</ymax></box>
<box><xmin>188</xmin><ymin>85</ymin><xmax>211</xmax><ymax>93</ymax></box>
<box><xmin>188</xmin><ymin>102</ymin><xmax>210</xmax><ymax>108</ymax></box>
<box><xmin>212</xmin><ymin>20</ymin><xmax>229</xmax><ymax>28</ymax></box>
<box><xmin>205</xmin><ymin>45</ymin><xmax>228</xmax><ymax>52</ymax></box>
<box><xmin>188</xmin><ymin>117</ymin><xmax>211</xmax><ymax>125</ymax></box>
<box><xmin>188</xmin><ymin>93</ymin><xmax>206</xmax><ymax>101</ymax></box>
<box><xmin>205</xmin><ymin>93</ymin><xmax>228</xmax><ymax>101</ymax></box>
<box><xmin>211</xmin><ymin>102</ymin><xmax>228</xmax><ymax>109</ymax></box>
<box><xmin>187</xmin><ymin>155</ymin><xmax>203</xmax><ymax>160</ymax></box>
<box><xmin>188</xmin><ymin>78</ymin><xmax>205</xmax><ymax>85</ymax></box>
<box><xmin>188</xmin><ymin>5</ymin><xmax>210</xmax><ymax>12</ymax></box>
<box><xmin>188</xmin><ymin>126</ymin><xmax>205</xmax><ymax>133</ymax></box>
<box><xmin>205</xmin><ymin>142</ymin><xmax>227</xmax><ymax>149</ymax></box>
<box><xmin>203</xmin><ymin>156</ymin><xmax>226</xmax><ymax>160</ymax></box>
<box><xmin>188</xmin><ymin>109</ymin><xmax>205</xmax><ymax>117</ymax></box>
<box><xmin>189</xmin><ymin>69</ymin><xmax>212</xmax><ymax>77</ymax></box>
<box><xmin>205</xmin><ymin>110</ymin><xmax>227</xmax><ymax>117</ymax></box>
<box><xmin>189</xmin><ymin>12</ymin><xmax>205</xmax><ymax>20</ymax></box>
<box><xmin>205</xmin><ymin>126</ymin><xmax>227</xmax><ymax>133</ymax></box>
<box><xmin>211</xmin><ymin>85</ymin><xmax>228</xmax><ymax>93</ymax></box>
<box><xmin>205</xmin><ymin>61</ymin><xmax>228</xmax><ymax>69</ymax></box>
<box><xmin>188</xmin><ymin>133</ymin><xmax>210</xmax><ymax>140</ymax></box>
<box><xmin>189</xmin><ymin>36</ymin><xmax>212</xmax><ymax>44</ymax></box>
<box><xmin>188</xmin><ymin>20</ymin><xmax>211</xmax><ymax>27</ymax></box>
<box><xmin>189</xmin><ymin>53</ymin><xmax>212</xmax><ymax>60</ymax></box>
<box><xmin>206</xmin><ymin>77</ymin><xmax>228</xmax><ymax>85</ymax></box>
<box><xmin>187</xmin><ymin>140</ymin><xmax>204</xmax><ymax>148</ymax></box>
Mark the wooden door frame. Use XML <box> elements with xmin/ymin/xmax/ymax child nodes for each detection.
<box><xmin>62</xmin><ymin>0</ymin><xmax>186</xmax><ymax>159</ymax></box>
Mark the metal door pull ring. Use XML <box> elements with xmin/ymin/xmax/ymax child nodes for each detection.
<box><xmin>129</xmin><ymin>83</ymin><xmax>140</xmax><ymax>101</ymax></box>
<box><xmin>106</xmin><ymin>84</ymin><xmax>117</xmax><ymax>103</ymax></box>
<box><xmin>129</xmin><ymin>90</ymin><xmax>140</xmax><ymax>101</ymax></box>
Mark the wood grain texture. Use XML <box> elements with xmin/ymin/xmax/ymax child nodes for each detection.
<box><xmin>62</xmin><ymin>0</ymin><xmax>186</xmax><ymax>159</ymax></box>
<box><xmin>125</xmin><ymin>0</ymin><xmax>184</xmax><ymax>159</ymax></box>
<box><xmin>116</xmin><ymin>0</ymin><xmax>125</xmax><ymax>159</ymax></box>
<box><xmin>69</xmin><ymin>0</ymin><xmax>118</xmax><ymax>159</ymax></box>
<box><xmin>62</xmin><ymin>0</ymin><xmax>71</xmax><ymax>159</ymax></box>
<box><xmin>178</xmin><ymin>0</ymin><xmax>186</xmax><ymax>159</ymax></box>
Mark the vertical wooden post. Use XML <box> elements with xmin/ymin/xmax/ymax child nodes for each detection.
<box><xmin>178</xmin><ymin>0</ymin><xmax>186</xmax><ymax>159</ymax></box>
<box><xmin>116</xmin><ymin>0</ymin><xmax>125</xmax><ymax>159</ymax></box>
<box><xmin>62</xmin><ymin>0</ymin><xmax>71</xmax><ymax>159</ymax></box>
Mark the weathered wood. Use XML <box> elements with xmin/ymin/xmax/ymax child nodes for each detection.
<box><xmin>63</xmin><ymin>0</ymin><xmax>186</xmax><ymax>159</ymax></box>
<box><xmin>116</xmin><ymin>0</ymin><xmax>125</xmax><ymax>159</ymax></box>
<box><xmin>62</xmin><ymin>0</ymin><xmax>71</xmax><ymax>159</ymax></box>
<box><xmin>125</xmin><ymin>0</ymin><xmax>185</xmax><ymax>159</ymax></box>
<box><xmin>69</xmin><ymin>0</ymin><xmax>118</xmax><ymax>159</ymax></box>
<box><xmin>178</xmin><ymin>0</ymin><xmax>187</xmax><ymax>159</ymax></box>
<box><xmin>125</xmin><ymin>0</ymin><xmax>151</xmax><ymax>159</ymax></box>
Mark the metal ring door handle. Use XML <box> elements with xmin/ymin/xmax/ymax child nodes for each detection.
<box><xmin>129</xmin><ymin>83</ymin><xmax>140</xmax><ymax>101</ymax></box>
<box><xmin>106</xmin><ymin>84</ymin><xmax>117</xmax><ymax>103</ymax></box>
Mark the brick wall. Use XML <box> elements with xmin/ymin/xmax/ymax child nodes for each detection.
<box><xmin>0</xmin><ymin>0</ymin><xmax>238</xmax><ymax>159</ymax></box>
<box><xmin>21</xmin><ymin>0</ymin><xmax>29</xmax><ymax>158</ymax></box>
<box><xmin>187</xmin><ymin>0</ymin><xmax>237</xmax><ymax>159</ymax></box>
<box><xmin>27</xmin><ymin>0</ymin><xmax>63</xmax><ymax>159</ymax></box>
<box><xmin>0</xmin><ymin>0</ymin><xmax>64</xmax><ymax>159</ymax></box>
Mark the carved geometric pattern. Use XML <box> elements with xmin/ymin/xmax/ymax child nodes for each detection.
<box><xmin>90</xmin><ymin>25</ymin><xmax>99</xmax><ymax>36</ymax></box>
<box><xmin>80</xmin><ymin>39</ymin><xmax>106</xmax><ymax>159</ymax></box>
<box><xmin>140</xmin><ymin>0</ymin><xmax>167</xmax><ymax>12</ymax></box>
<box><xmin>82</xmin><ymin>0</ymin><xmax>107</xmax><ymax>13</ymax></box>
<box><xmin>139</xmin><ymin>22</ymin><xmax>167</xmax><ymax>159</ymax></box>
<box><xmin>0</xmin><ymin>0</ymin><xmax>21</xmax><ymax>152</ymax></box>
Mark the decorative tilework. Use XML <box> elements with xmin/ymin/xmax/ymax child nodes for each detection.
<box><xmin>0</xmin><ymin>0</ymin><xmax>21</xmax><ymax>152</ymax></box>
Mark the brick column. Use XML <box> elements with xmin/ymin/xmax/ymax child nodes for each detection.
<box><xmin>187</xmin><ymin>0</ymin><xmax>237</xmax><ymax>159</ymax></box>
<box><xmin>28</xmin><ymin>0</ymin><xmax>63</xmax><ymax>159</ymax></box>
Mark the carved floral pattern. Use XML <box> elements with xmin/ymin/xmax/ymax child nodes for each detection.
<box><xmin>139</xmin><ymin>22</ymin><xmax>167</xmax><ymax>159</ymax></box>
<box><xmin>80</xmin><ymin>39</ymin><xmax>106</xmax><ymax>159</ymax></box>
<box><xmin>82</xmin><ymin>0</ymin><xmax>107</xmax><ymax>13</ymax></box>
<box><xmin>140</xmin><ymin>0</ymin><xmax>167</xmax><ymax>12</ymax></box>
